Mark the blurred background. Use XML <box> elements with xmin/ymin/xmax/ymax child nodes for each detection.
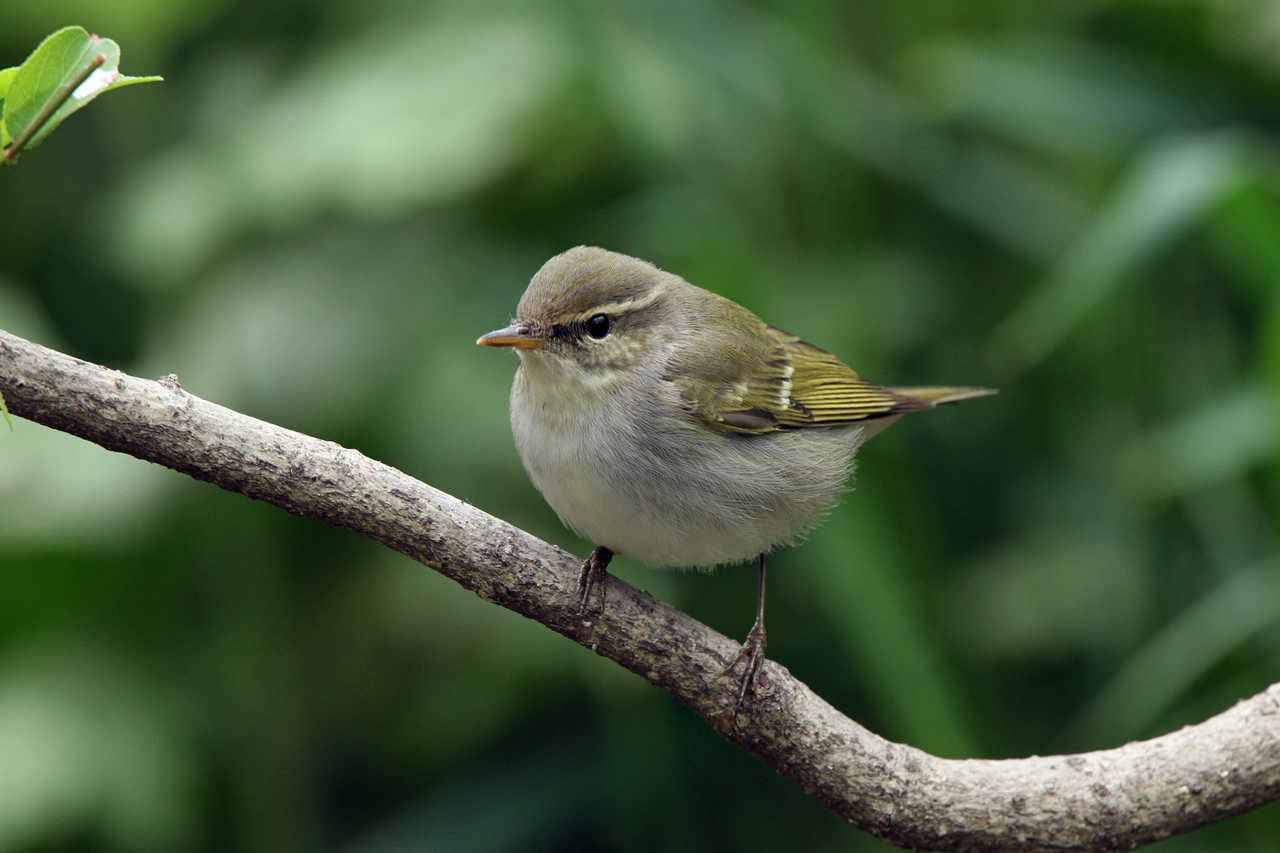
<box><xmin>2</xmin><ymin>1</ymin><xmax>1278</xmax><ymax>850</ymax></box>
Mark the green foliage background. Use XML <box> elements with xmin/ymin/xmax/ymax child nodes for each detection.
<box><xmin>2</xmin><ymin>2</ymin><xmax>1278</xmax><ymax>851</ymax></box>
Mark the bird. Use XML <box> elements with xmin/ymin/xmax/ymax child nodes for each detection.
<box><xmin>477</xmin><ymin>246</ymin><xmax>993</xmax><ymax>708</ymax></box>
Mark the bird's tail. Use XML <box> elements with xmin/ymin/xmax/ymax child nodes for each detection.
<box><xmin>888</xmin><ymin>386</ymin><xmax>997</xmax><ymax>408</ymax></box>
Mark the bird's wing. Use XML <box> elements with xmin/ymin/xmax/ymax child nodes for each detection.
<box><xmin>671</xmin><ymin>324</ymin><xmax>922</xmax><ymax>435</ymax></box>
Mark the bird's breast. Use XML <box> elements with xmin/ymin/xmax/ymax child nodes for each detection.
<box><xmin>509</xmin><ymin>359</ymin><xmax>866</xmax><ymax>568</ymax></box>
<box><xmin>510</xmin><ymin>364</ymin><xmax>656</xmax><ymax>548</ymax></box>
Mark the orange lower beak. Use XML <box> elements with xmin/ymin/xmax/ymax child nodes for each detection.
<box><xmin>476</xmin><ymin>323</ymin><xmax>543</xmax><ymax>350</ymax></box>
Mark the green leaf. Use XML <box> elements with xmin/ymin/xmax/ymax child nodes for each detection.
<box><xmin>1</xmin><ymin>26</ymin><xmax>162</xmax><ymax>163</ymax></box>
<box><xmin>0</xmin><ymin>66</ymin><xmax>16</xmax><ymax>148</ymax></box>
<box><xmin>1061</xmin><ymin>561</ymin><xmax>1280</xmax><ymax>746</ymax></box>
<box><xmin>990</xmin><ymin>133</ymin><xmax>1250</xmax><ymax>374</ymax></box>
<box><xmin>1117</xmin><ymin>384</ymin><xmax>1278</xmax><ymax>500</ymax></box>
<box><xmin>0</xmin><ymin>389</ymin><xmax>11</xmax><ymax>431</ymax></box>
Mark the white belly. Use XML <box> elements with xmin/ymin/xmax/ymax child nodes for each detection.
<box><xmin>510</xmin><ymin>359</ymin><xmax>874</xmax><ymax>569</ymax></box>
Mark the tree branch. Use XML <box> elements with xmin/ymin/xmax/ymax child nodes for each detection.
<box><xmin>2</xmin><ymin>328</ymin><xmax>1277</xmax><ymax>852</ymax></box>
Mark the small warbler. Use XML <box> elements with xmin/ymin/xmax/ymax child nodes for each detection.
<box><xmin>478</xmin><ymin>246</ymin><xmax>992</xmax><ymax>706</ymax></box>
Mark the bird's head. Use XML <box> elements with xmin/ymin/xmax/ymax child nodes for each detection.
<box><xmin>477</xmin><ymin>246</ymin><xmax>677</xmax><ymax>378</ymax></box>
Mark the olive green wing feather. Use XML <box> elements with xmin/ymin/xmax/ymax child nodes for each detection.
<box><xmin>673</xmin><ymin>324</ymin><xmax>992</xmax><ymax>435</ymax></box>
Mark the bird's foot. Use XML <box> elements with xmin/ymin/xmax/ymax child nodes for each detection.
<box><xmin>576</xmin><ymin>546</ymin><xmax>612</xmax><ymax>615</ymax></box>
<box><xmin>722</xmin><ymin>620</ymin><xmax>767</xmax><ymax>714</ymax></box>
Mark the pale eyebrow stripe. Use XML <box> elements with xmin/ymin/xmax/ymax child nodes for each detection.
<box><xmin>572</xmin><ymin>289</ymin><xmax>663</xmax><ymax>323</ymax></box>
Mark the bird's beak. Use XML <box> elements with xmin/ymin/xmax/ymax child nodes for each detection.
<box><xmin>476</xmin><ymin>323</ymin><xmax>544</xmax><ymax>350</ymax></box>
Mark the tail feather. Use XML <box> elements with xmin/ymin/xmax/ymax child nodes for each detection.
<box><xmin>889</xmin><ymin>386</ymin><xmax>997</xmax><ymax>408</ymax></box>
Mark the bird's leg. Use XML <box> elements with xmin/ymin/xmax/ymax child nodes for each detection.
<box><xmin>723</xmin><ymin>553</ymin><xmax>768</xmax><ymax>711</ymax></box>
<box><xmin>577</xmin><ymin>546</ymin><xmax>613</xmax><ymax>613</ymax></box>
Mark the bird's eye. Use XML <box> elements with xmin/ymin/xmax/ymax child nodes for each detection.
<box><xmin>586</xmin><ymin>313</ymin><xmax>611</xmax><ymax>339</ymax></box>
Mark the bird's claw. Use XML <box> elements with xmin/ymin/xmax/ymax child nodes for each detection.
<box><xmin>576</xmin><ymin>550</ymin><xmax>608</xmax><ymax>614</ymax></box>
<box><xmin>722</xmin><ymin>621</ymin><xmax>767</xmax><ymax>714</ymax></box>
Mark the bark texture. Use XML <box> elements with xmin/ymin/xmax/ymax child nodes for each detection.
<box><xmin>2</xmin><ymin>328</ymin><xmax>1278</xmax><ymax>852</ymax></box>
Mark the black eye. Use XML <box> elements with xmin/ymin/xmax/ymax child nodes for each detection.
<box><xmin>586</xmin><ymin>313</ymin><xmax>611</xmax><ymax>339</ymax></box>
